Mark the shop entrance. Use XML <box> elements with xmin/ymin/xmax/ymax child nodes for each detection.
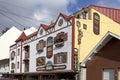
<box><xmin>42</xmin><ymin>75</ymin><xmax>55</xmax><ymax>80</ymax></box>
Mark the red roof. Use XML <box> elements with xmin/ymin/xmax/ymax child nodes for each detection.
<box><xmin>15</xmin><ymin>32</ymin><xmax>27</xmax><ymax>42</ymax></box>
<box><xmin>92</xmin><ymin>5</ymin><xmax>120</xmax><ymax>24</ymax></box>
<box><xmin>40</xmin><ymin>24</ymin><xmax>51</xmax><ymax>30</ymax></box>
<box><xmin>38</xmin><ymin>13</ymin><xmax>72</xmax><ymax>31</ymax></box>
<box><xmin>60</xmin><ymin>13</ymin><xmax>72</xmax><ymax>20</ymax></box>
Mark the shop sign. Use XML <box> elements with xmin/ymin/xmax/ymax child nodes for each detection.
<box><xmin>36</xmin><ymin>65</ymin><xmax>66</xmax><ymax>71</ymax></box>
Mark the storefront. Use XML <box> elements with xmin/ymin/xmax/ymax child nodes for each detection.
<box><xmin>21</xmin><ymin>72</ymin><xmax>76</xmax><ymax>80</ymax></box>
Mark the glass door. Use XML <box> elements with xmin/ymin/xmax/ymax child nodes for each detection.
<box><xmin>103</xmin><ymin>69</ymin><xmax>115</xmax><ymax>80</ymax></box>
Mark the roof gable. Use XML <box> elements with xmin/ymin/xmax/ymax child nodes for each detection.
<box><xmin>15</xmin><ymin>32</ymin><xmax>27</xmax><ymax>42</ymax></box>
<box><xmin>92</xmin><ymin>5</ymin><xmax>120</xmax><ymax>24</ymax></box>
<box><xmin>37</xmin><ymin>13</ymin><xmax>72</xmax><ymax>35</ymax></box>
<box><xmin>81</xmin><ymin>32</ymin><xmax>120</xmax><ymax>66</ymax></box>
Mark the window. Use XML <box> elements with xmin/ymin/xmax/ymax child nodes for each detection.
<box><xmin>17</xmin><ymin>62</ymin><xmax>19</xmax><ymax>69</ymax></box>
<box><xmin>58</xmin><ymin>19</ymin><xmax>63</xmax><ymax>26</ymax></box>
<box><xmin>54</xmin><ymin>32</ymin><xmax>68</xmax><ymax>48</ymax></box>
<box><xmin>11</xmin><ymin>63</ymin><xmax>15</xmax><ymax>69</ymax></box>
<box><xmin>103</xmin><ymin>69</ymin><xmax>115</xmax><ymax>80</ymax></box>
<box><xmin>40</xmin><ymin>29</ymin><xmax>43</xmax><ymax>35</ymax></box>
<box><xmin>11</xmin><ymin>51</ymin><xmax>15</xmax><ymax>60</ymax></box>
<box><xmin>93</xmin><ymin>12</ymin><xmax>100</xmax><ymax>35</ymax></box>
<box><xmin>36</xmin><ymin>57</ymin><xmax>45</xmax><ymax>66</ymax></box>
<box><xmin>36</xmin><ymin>40</ymin><xmax>46</xmax><ymax>52</ymax></box>
<box><xmin>24</xmin><ymin>46</ymin><xmax>30</xmax><ymax>58</ymax></box>
<box><xmin>54</xmin><ymin>52</ymin><xmax>67</xmax><ymax>64</ymax></box>
<box><xmin>76</xmin><ymin>14</ymin><xmax>80</xmax><ymax>19</ymax></box>
<box><xmin>18</xmin><ymin>48</ymin><xmax>20</xmax><ymax>56</ymax></box>
<box><xmin>83</xmin><ymin>24</ymin><xmax>87</xmax><ymax>30</ymax></box>
<box><xmin>118</xmin><ymin>69</ymin><xmax>120</xmax><ymax>80</ymax></box>
<box><xmin>47</xmin><ymin>37</ymin><xmax>53</xmax><ymax>58</ymax></box>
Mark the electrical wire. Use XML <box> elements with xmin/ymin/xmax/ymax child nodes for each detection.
<box><xmin>0</xmin><ymin>12</ymin><xmax>27</xmax><ymax>28</ymax></box>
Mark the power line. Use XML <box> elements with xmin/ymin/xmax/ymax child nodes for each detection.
<box><xmin>0</xmin><ymin>7</ymin><xmax>46</xmax><ymax>22</ymax></box>
<box><xmin>0</xmin><ymin>0</ymin><xmax>58</xmax><ymax>17</ymax></box>
<box><xmin>0</xmin><ymin>12</ymin><xmax>27</xmax><ymax>28</ymax></box>
<box><xmin>0</xmin><ymin>0</ymin><xmax>34</xmax><ymax>13</ymax></box>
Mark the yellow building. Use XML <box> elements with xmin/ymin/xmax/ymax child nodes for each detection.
<box><xmin>73</xmin><ymin>5</ymin><xmax>120</xmax><ymax>80</ymax></box>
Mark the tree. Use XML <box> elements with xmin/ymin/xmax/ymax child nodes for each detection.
<box><xmin>2</xmin><ymin>27</ymin><xmax>10</xmax><ymax>34</ymax></box>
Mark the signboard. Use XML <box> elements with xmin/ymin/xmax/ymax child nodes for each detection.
<box><xmin>36</xmin><ymin>65</ymin><xmax>66</xmax><ymax>71</ymax></box>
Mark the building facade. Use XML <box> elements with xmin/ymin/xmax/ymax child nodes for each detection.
<box><xmin>9</xmin><ymin>13</ymin><xmax>77</xmax><ymax>80</ymax></box>
<box><xmin>0</xmin><ymin>58</ymin><xmax>9</xmax><ymax>78</ymax></box>
<box><xmin>73</xmin><ymin>5</ymin><xmax>120</xmax><ymax>80</ymax></box>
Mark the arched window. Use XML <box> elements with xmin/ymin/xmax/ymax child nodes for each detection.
<box><xmin>47</xmin><ymin>37</ymin><xmax>53</xmax><ymax>58</ymax></box>
<box><xmin>93</xmin><ymin>12</ymin><xmax>100</xmax><ymax>35</ymax></box>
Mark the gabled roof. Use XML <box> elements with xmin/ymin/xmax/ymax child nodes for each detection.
<box><xmin>26</xmin><ymin>31</ymin><xmax>37</xmax><ymax>39</ymax></box>
<box><xmin>81</xmin><ymin>32</ymin><xmax>120</xmax><ymax>67</ymax></box>
<box><xmin>15</xmin><ymin>32</ymin><xmax>27</xmax><ymax>42</ymax></box>
<box><xmin>40</xmin><ymin>24</ymin><xmax>51</xmax><ymax>31</ymax></box>
<box><xmin>60</xmin><ymin>13</ymin><xmax>72</xmax><ymax>20</ymax></box>
<box><xmin>37</xmin><ymin>13</ymin><xmax>72</xmax><ymax>32</ymax></box>
<box><xmin>91</xmin><ymin>5</ymin><xmax>120</xmax><ymax>24</ymax></box>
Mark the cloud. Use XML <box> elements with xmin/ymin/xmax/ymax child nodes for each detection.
<box><xmin>0</xmin><ymin>0</ymin><xmax>77</xmax><ymax>35</ymax></box>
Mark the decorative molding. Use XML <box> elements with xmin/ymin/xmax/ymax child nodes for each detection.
<box><xmin>36</xmin><ymin>57</ymin><xmax>46</xmax><ymax>66</ymax></box>
<box><xmin>54</xmin><ymin>32</ymin><xmax>68</xmax><ymax>48</ymax></box>
<box><xmin>47</xmin><ymin>37</ymin><xmax>53</xmax><ymax>58</ymax></box>
<box><xmin>36</xmin><ymin>64</ymin><xmax>66</xmax><ymax>71</ymax></box>
<box><xmin>93</xmin><ymin>12</ymin><xmax>100</xmax><ymax>35</ymax></box>
<box><xmin>54</xmin><ymin>52</ymin><xmax>67</xmax><ymax>64</ymax></box>
<box><xmin>36</xmin><ymin>40</ymin><xmax>46</xmax><ymax>52</ymax></box>
<box><xmin>78</xmin><ymin>29</ymin><xmax>83</xmax><ymax>45</ymax></box>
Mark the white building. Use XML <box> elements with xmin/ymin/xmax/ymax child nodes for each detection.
<box><xmin>0</xmin><ymin>58</ymin><xmax>9</xmax><ymax>78</ymax></box>
<box><xmin>0</xmin><ymin>27</ymin><xmax>21</xmax><ymax>60</ymax></box>
<box><xmin>9</xmin><ymin>13</ymin><xmax>77</xmax><ymax>80</ymax></box>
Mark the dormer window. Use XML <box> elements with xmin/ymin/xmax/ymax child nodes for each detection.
<box><xmin>76</xmin><ymin>14</ymin><xmax>80</xmax><ymax>19</ymax></box>
<box><xmin>82</xmin><ymin>10</ymin><xmax>88</xmax><ymax>19</ymax></box>
<box><xmin>58</xmin><ymin>19</ymin><xmax>63</xmax><ymax>26</ymax></box>
<box><xmin>40</xmin><ymin>29</ymin><xmax>43</xmax><ymax>35</ymax></box>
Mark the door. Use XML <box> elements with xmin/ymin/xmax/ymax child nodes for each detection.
<box><xmin>42</xmin><ymin>75</ymin><xmax>55</xmax><ymax>80</ymax></box>
<box><xmin>103</xmin><ymin>69</ymin><xmax>115</xmax><ymax>80</ymax></box>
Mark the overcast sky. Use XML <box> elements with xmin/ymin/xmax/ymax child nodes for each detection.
<box><xmin>0</xmin><ymin>0</ymin><xmax>120</xmax><ymax>35</ymax></box>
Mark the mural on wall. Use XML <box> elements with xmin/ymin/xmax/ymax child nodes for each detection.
<box><xmin>36</xmin><ymin>57</ymin><xmax>46</xmax><ymax>66</ymax></box>
<box><xmin>36</xmin><ymin>60</ymin><xmax>66</xmax><ymax>71</ymax></box>
<box><xmin>93</xmin><ymin>12</ymin><xmax>100</xmax><ymax>35</ymax></box>
<box><xmin>78</xmin><ymin>29</ymin><xmax>83</xmax><ymax>45</ymax></box>
<box><xmin>54</xmin><ymin>32</ymin><xmax>68</xmax><ymax>47</ymax></box>
<box><xmin>54</xmin><ymin>52</ymin><xmax>67</xmax><ymax>64</ymax></box>
<box><xmin>46</xmin><ymin>37</ymin><xmax>53</xmax><ymax>58</ymax></box>
<box><xmin>36</xmin><ymin>40</ymin><xmax>46</xmax><ymax>52</ymax></box>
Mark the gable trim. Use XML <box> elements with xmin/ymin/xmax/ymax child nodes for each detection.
<box><xmin>81</xmin><ymin>31</ymin><xmax>120</xmax><ymax>67</ymax></box>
